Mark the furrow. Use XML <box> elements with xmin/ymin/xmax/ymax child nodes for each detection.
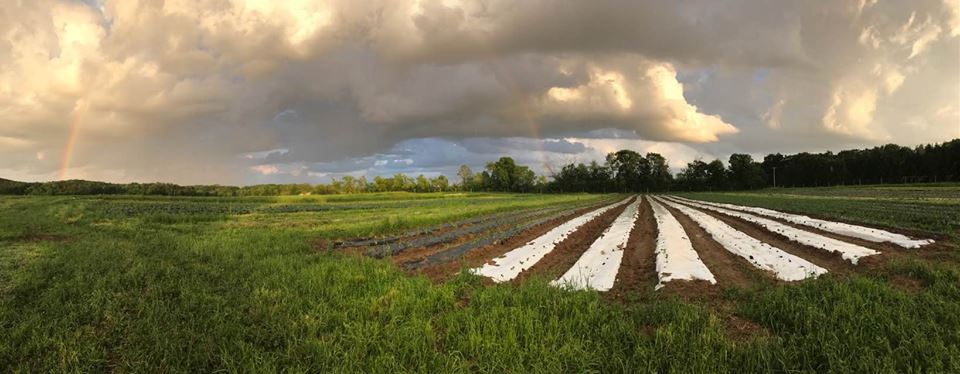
<box><xmin>605</xmin><ymin>196</ymin><xmax>658</xmax><ymax>298</ymax></box>
<box><xmin>551</xmin><ymin>197</ymin><xmax>642</xmax><ymax>291</ymax></box>
<box><xmin>671</xmin><ymin>195</ymin><xmax>934</xmax><ymax>248</ymax></box>
<box><xmin>648</xmin><ymin>197</ymin><xmax>717</xmax><ymax>290</ymax></box>
<box><xmin>472</xmin><ymin>196</ymin><xmax>634</xmax><ymax>282</ymax></box>
<box><xmin>664</xmin><ymin>196</ymin><xmax>880</xmax><ymax>264</ymax></box>
<box><xmin>337</xmin><ymin>197</ymin><xmax>613</xmax><ymax>249</ymax></box>
<box><xmin>654</xmin><ymin>196</ymin><xmax>827</xmax><ymax>281</ymax></box>
<box><xmin>402</xmin><ymin>206</ymin><xmax>582</xmax><ymax>269</ymax></box>
<box><xmin>366</xmin><ymin>203</ymin><xmax>586</xmax><ymax>258</ymax></box>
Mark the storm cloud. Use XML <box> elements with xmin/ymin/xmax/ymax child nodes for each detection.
<box><xmin>1</xmin><ymin>0</ymin><xmax>957</xmax><ymax>184</ymax></box>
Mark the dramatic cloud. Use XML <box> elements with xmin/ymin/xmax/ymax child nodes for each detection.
<box><xmin>0</xmin><ymin>0</ymin><xmax>957</xmax><ymax>184</ymax></box>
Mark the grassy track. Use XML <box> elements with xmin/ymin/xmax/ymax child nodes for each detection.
<box><xmin>1</xmin><ymin>190</ymin><xmax>959</xmax><ymax>372</ymax></box>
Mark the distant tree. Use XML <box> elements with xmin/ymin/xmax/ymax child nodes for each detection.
<box><xmin>471</xmin><ymin>172</ymin><xmax>485</xmax><ymax>191</ymax></box>
<box><xmin>356</xmin><ymin>176</ymin><xmax>369</xmax><ymax>193</ymax></box>
<box><xmin>484</xmin><ymin>157</ymin><xmax>535</xmax><ymax>192</ymax></box>
<box><xmin>341</xmin><ymin>176</ymin><xmax>357</xmax><ymax>194</ymax></box>
<box><xmin>606</xmin><ymin>150</ymin><xmax>649</xmax><ymax>192</ymax></box>
<box><xmin>646</xmin><ymin>153</ymin><xmax>672</xmax><ymax>191</ymax></box>
<box><xmin>457</xmin><ymin>165</ymin><xmax>473</xmax><ymax>191</ymax></box>
<box><xmin>391</xmin><ymin>173</ymin><xmax>415</xmax><ymax>191</ymax></box>
<box><xmin>728</xmin><ymin>154</ymin><xmax>765</xmax><ymax>190</ymax></box>
<box><xmin>430</xmin><ymin>175</ymin><xmax>449</xmax><ymax>191</ymax></box>
<box><xmin>761</xmin><ymin>153</ymin><xmax>785</xmax><ymax>187</ymax></box>
<box><xmin>676</xmin><ymin>159</ymin><xmax>709</xmax><ymax>191</ymax></box>
<box><xmin>535</xmin><ymin>175</ymin><xmax>548</xmax><ymax>193</ymax></box>
<box><xmin>705</xmin><ymin>160</ymin><xmax>728</xmax><ymax>191</ymax></box>
<box><xmin>415</xmin><ymin>175</ymin><xmax>431</xmax><ymax>192</ymax></box>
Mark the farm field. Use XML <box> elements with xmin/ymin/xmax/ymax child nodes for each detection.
<box><xmin>679</xmin><ymin>183</ymin><xmax>960</xmax><ymax>237</ymax></box>
<box><xmin>2</xmin><ymin>188</ymin><xmax>959</xmax><ymax>372</ymax></box>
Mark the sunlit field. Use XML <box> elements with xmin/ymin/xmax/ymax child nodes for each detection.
<box><xmin>1</xmin><ymin>187</ymin><xmax>958</xmax><ymax>372</ymax></box>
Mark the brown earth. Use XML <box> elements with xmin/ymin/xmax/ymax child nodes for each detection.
<box><xmin>325</xmin><ymin>201</ymin><xmax>599</xmax><ymax>259</ymax></box>
<box><xmin>666</xmin><ymin>196</ymin><xmax>960</xmax><ymax>294</ymax></box>
<box><xmin>414</xmin><ymin>202</ymin><xmax>619</xmax><ymax>282</ymax></box>
<box><xmin>511</xmin><ymin>197</ymin><xmax>635</xmax><ymax>284</ymax></box>
<box><xmin>605</xmin><ymin>196</ymin><xmax>658</xmax><ymax>302</ymax></box>
<box><xmin>658</xmin><ymin>198</ymin><xmax>775</xmax><ymax>289</ymax></box>
<box><xmin>749</xmin><ymin>212</ymin><xmax>958</xmax><ymax>270</ymax></box>
<box><xmin>769</xmin><ymin>207</ymin><xmax>948</xmax><ymax>244</ymax></box>
<box><xmin>671</xmin><ymin>200</ymin><xmax>857</xmax><ymax>275</ymax></box>
<box><xmin>389</xmin><ymin>229</ymin><xmax>485</xmax><ymax>264</ymax></box>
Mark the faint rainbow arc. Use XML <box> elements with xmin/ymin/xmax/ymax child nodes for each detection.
<box><xmin>59</xmin><ymin>100</ymin><xmax>89</xmax><ymax>180</ymax></box>
<box><xmin>490</xmin><ymin>63</ymin><xmax>552</xmax><ymax>175</ymax></box>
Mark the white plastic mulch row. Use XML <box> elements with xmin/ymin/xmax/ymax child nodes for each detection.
<box><xmin>473</xmin><ymin>196</ymin><xmax>635</xmax><ymax>283</ymax></box>
<box><xmin>648</xmin><ymin>197</ymin><xmax>717</xmax><ymax>290</ymax></box>
<box><xmin>654</xmin><ymin>196</ymin><xmax>828</xmax><ymax>281</ymax></box>
<box><xmin>551</xmin><ymin>197</ymin><xmax>643</xmax><ymax>291</ymax></box>
<box><xmin>662</xmin><ymin>196</ymin><xmax>880</xmax><ymax>264</ymax></box>
<box><xmin>669</xmin><ymin>196</ymin><xmax>933</xmax><ymax>248</ymax></box>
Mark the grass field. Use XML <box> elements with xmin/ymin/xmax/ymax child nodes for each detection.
<box><xmin>2</xmin><ymin>188</ymin><xmax>959</xmax><ymax>372</ymax></box>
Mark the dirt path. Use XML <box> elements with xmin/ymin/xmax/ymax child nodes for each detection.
<box><xmin>605</xmin><ymin>196</ymin><xmax>658</xmax><ymax>300</ymax></box>
<box><xmin>512</xmin><ymin>196</ymin><xmax>636</xmax><ymax>283</ymax></box>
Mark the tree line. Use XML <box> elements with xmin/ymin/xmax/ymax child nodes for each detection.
<box><xmin>548</xmin><ymin>139</ymin><xmax>958</xmax><ymax>192</ymax></box>
<box><xmin>0</xmin><ymin>158</ymin><xmax>541</xmax><ymax>196</ymax></box>
<box><xmin>1</xmin><ymin>139</ymin><xmax>956</xmax><ymax>195</ymax></box>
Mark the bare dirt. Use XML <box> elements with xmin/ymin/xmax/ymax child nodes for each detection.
<box><xmin>605</xmin><ymin>197</ymin><xmax>658</xmax><ymax>301</ymax></box>
<box><xmin>660</xmin><ymin>200</ymin><xmax>775</xmax><ymax>289</ymax></box>
<box><xmin>511</xmin><ymin>197</ymin><xmax>635</xmax><ymax>283</ymax></box>
<box><xmin>676</xmin><ymin>202</ymin><xmax>857</xmax><ymax>275</ymax></box>
<box><xmin>414</xmin><ymin>202</ymin><xmax>616</xmax><ymax>282</ymax></box>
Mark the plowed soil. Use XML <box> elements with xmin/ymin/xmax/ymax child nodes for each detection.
<box><xmin>512</xmin><ymin>197</ymin><xmax>635</xmax><ymax>283</ymax></box>
<box><xmin>660</xmin><ymin>199</ymin><xmax>774</xmax><ymax>288</ymax></box>
<box><xmin>605</xmin><ymin>197</ymin><xmax>658</xmax><ymax>301</ymax></box>
<box><xmin>414</xmin><ymin>202</ymin><xmax>617</xmax><ymax>282</ymax></box>
<box><xmin>676</xmin><ymin>201</ymin><xmax>856</xmax><ymax>275</ymax></box>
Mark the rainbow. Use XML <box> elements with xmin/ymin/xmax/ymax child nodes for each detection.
<box><xmin>490</xmin><ymin>62</ymin><xmax>552</xmax><ymax>175</ymax></box>
<box><xmin>59</xmin><ymin>100</ymin><xmax>88</xmax><ymax>180</ymax></box>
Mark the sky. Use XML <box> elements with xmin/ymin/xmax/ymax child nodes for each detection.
<box><xmin>1</xmin><ymin>0</ymin><xmax>958</xmax><ymax>185</ymax></box>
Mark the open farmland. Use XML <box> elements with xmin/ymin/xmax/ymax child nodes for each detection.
<box><xmin>2</xmin><ymin>188</ymin><xmax>959</xmax><ymax>372</ymax></box>
<box><xmin>679</xmin><ymin>184</ymin><xmax>960</xmax><ymax>237</ymax></box>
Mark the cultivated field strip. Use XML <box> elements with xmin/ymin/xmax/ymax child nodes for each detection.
<box><xmin>355</xmin><ymin>193</ymin><xmax>938</xmax><ymax>294</ymax></box>
<box><xmin>335</xmin><ymin>200</ymin><xmax>600</xmax><ymax>248</ymax></box>
<box><xmin>472</xmin><ymin>196</ymin><xmax>635</xmax><ymax>282</ymax></box>
<box><xmin>654</xmin><ymin>196</ymin><xmax>828</xmax><ymax>281</ymax></box>
<box><xmin>551</xmin><ymin>197</ymin><xmax>642</xmax><ymax>291</ymax></box>
<box><xmin>402</xmin><ymin>203</ymin><xmax>605</xmax><ymax>269</ymax></box>
<box><xmin>670</xmin><ymin>195</ymin><xmax>934</xmax><ymax>248</ymax></box>
<box><xmin>662</xmin><ymin>196</ymin><xmax>880</xmax><ymax>264</ymax></box>
<box><xmin>363</xmin><ymin>202</ymin><xmax>602</xmax><ymax>258</ymax></box>
<box><xmin>648</xmin><ymin>197</ymin><xmax>716</xmax><ymax>290</ymax></box>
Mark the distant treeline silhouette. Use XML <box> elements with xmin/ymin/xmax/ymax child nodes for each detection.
<box><xmin>1</xmin><ymin>139</ymin><xmax>957</xmax><ymax>195</ymax></box>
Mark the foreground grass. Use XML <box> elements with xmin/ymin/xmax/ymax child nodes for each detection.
<box><xmin>2</xmin><ymin>192</ymin><xmax>959</xmax><ymax>372</ymax></box>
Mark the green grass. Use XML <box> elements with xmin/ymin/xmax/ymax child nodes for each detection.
<box><xmin>2</xmin><ymin>190</ymin><xmax>959</xmax><ymax>372</ymax></box>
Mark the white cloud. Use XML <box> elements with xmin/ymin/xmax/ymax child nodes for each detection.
<box><xmin>249</xmin><ymin>165</ymin><xmax>280</xmax><ymax>175</ymax></box>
